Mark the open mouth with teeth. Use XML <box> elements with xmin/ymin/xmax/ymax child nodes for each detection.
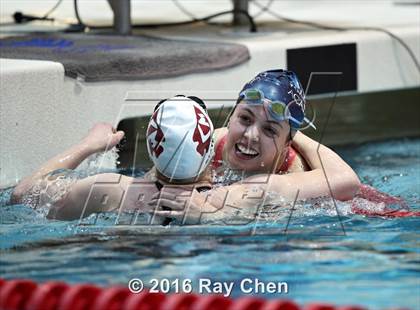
<box><xmin>235</xmin><ymin>143</ymin><xmax>259</xmax><ymax>159</ymax></box>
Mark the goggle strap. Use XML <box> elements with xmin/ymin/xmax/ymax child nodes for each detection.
<box><xmin>303</xmin><ymin>117</ymin><xmax>317</xmax><ymax>130</ymax></box>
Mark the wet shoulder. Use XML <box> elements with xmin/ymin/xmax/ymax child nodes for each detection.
<box><xmin>287</xmin><ymin>152</ymin><xmax>310</xmax><ymax>173</ymax></box>
<box><xmin>214</xmin><ymin>127</ymin><xmax>228</xmax><ymax>145</ymax></box>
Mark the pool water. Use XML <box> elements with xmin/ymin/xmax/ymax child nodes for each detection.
<box><xmin>1</xmin><ymin>138</ymin><xmax>419</xmax><ymax>309</ymax></box>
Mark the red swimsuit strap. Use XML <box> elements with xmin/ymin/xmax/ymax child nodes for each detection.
<box><xmin>212</xmin><ymin>134</ymin><xmax>297</xmax><ymax>172</ymax></box>
<box><xmin>277</xmin><ymin>146</ymin><xmax>297</xmax><ymax>173</ymax></box>
<box><xmin>212</xmin><ymin>134</ymin><xmax>227</xmax><ymax>169</ymax></box>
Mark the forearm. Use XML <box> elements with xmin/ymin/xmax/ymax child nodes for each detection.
<box><xmin>47</xmin><ymin>173</ymin><xmax>133</xmax><ymax>221</ymax></box>
<box><xmin>260</xmin><ymin>171</ymin><xmax>353</xmax><ymax>201</ymax></box>
<box><xmin>11</xmin><ymin>122</ymin><xmax>125</xmax><ymax>205</ymax></box>
<box><xmin>291</xmin><ymin>131</ymin><xmax>328</xmax><ymax>169</ymax></box>
<box><xmin>11</xmin><ymin>142</ymin><xmax>94</xmax><ymax>204</ymax></box>
<box><xmin>291</xmin><ymin>132</ymin><xmax>360</xmax><ymax>198</ymax></box>
<box><xmin>218</xmin><ymin>169</ymin><xmax>358</xmax><ymax>210</ymax></box>
<box><xmin>203</xmin><ymin>184</ymin><xmax>264</xmax><ymax>222</ymax></box>
<box><xmin>46</xmin><ymin>179</ymin><xmax>101</xmax><ymax>221</ymax></box>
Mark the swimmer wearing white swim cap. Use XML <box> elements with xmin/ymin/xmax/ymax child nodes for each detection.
<box><xmin>146</xmin><ymin>95</ymin><xmax>214</xmax><ymax>184</ymax></box>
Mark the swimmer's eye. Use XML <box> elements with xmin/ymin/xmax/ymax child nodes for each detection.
<box><xmin>239</xmin><ymin>114</ymin><xmax>252</xmax><ymax>125</ymax></box>
<box><xmin>263</xmin><ymin>126</ymin><xmax>278</xmax><ymax>137</ymax></box>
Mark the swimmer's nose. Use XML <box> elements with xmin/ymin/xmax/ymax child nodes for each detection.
<box><xmin>243</xmin><ymin>124</ymin><xmax>259</xmax><ymax>143</ymax></box>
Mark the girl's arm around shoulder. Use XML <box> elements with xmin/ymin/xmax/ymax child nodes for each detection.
<box><xmin>47</xmin><ymin>173</ymin><xmax>159</xmax><ymax>221</ymax></box>
<box><xmin>11</xmin><ymin>123</ymin><xmax>124</xmax><ymax>204</ymax></box>
<box><xmin>207</xmin><ymin>132</ymin><xmax>360</xmax><ymax>210</ymax></box>
<box><xmin>213</xmin><ymin>127</ymin><xmax>228</xmax><ymax>144</ymax></box>
<box><xmin>290</xmin><ymin>131</ymin><xmax>360</xmax><ymax>200</ymax></box>
<box><xmin>207</xmin><ymin>168</ymin><xmax>358</xmax><ymax>215</ymax></box>
<box><xmin>243</xmin><ymin>169</ymin><xmax>358</xmax><ymax>202</ymax></box>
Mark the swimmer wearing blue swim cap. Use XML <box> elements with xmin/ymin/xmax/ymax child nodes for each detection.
<box><xmin>238</xmin><ymin>69</ymin><xmax>315</xmax><ymax>130</ymax></box>
<box><xmin>213</xmin><ymin>69</ymin><xmax>315</xmax><ymax>174</ymax></box>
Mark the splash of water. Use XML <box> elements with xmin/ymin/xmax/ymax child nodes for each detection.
<box><xmin>212</xmin><ymin>166</ymin><xmax>248</xmax><ymax>186</ymax></box>
<box><xmin>76</xmin><ymin>147</ymin><xmax>120</xmax><ymax>177</ymax></box>
<box><xmin>20</xmin><ymin>148</ymin><xmax>120</xmax><ymax>214</ymax></box>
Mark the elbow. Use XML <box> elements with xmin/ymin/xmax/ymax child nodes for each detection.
<box><xmin>333</xmin><ymin>170</ymin><xmax>361</xmax><ymax>201</ymax></box>
<box><xmin>10</xmin><ymin>186</ymin><xmax>25</xmax><ymax>205</ymax></box>
<box><xmin>11</xmin><ymin>180</ymin><xmax>33</xmax><ymax>205</ymax></box>
<box><xmin>46</xmin><ymin>198</ymin><xmax>83</xmax><ymax>221</ymax></box>
<box><xmin>46</xmin><ymin>200</ymin><xmax>71</xmax><ymax>221</ymax></box>
<box><xmin>346</xmin><ymin>171</ymin><xmax>361</xmax><ymax>200</ymax></box>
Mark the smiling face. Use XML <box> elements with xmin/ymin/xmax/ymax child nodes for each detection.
<box><xmin>224</xmin><ymin>101</ymin><xmax>291</xmax><ymax>172</ymax></box>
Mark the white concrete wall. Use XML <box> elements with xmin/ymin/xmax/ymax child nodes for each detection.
<box><xmin>0</xmin><ymin>58</ymin><xmax>248</xmax><ymax>188</ymax></box>
<box><xmin>1</xmin><ymin>59</ymin><xmax>66</xmax><ymax>187</ymax></box>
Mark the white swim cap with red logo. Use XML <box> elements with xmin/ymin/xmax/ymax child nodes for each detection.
<box><xmin>146</xmin><ymin>96</ymin><xmax>214</xmax><ymax>181</ymax></box>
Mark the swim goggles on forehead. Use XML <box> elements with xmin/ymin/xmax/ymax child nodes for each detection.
<box><xmin>238</xmin><ymin>88</ymin><xmax>316</xmax><ymax>129</ymax></box>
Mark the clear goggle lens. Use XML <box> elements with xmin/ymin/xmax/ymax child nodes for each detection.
<box><xmin>239</xmin><ymin>89</ymin><xmax>315</xmax><ymax>129</ymax></box>
<box><xmin>240</xmin><ymin>89</ymin><xmax>288</xmax><ymax>122</ymax></box>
